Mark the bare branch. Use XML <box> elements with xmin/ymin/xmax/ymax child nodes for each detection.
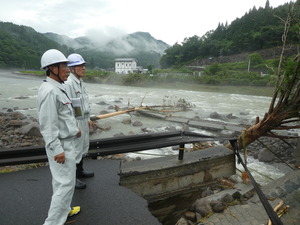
<box><xmin>271</xmin><ymin>125</ymin><xmax>300</xmax><ymax>130</ymax></box>
<box><xmin>140</xmin><ymin>93</ymin><xmax>148</xmax><ymax>106</ymax></box>
<box><xmin>269</xmin><ymin>3</ymin><xmax>296</xmax><ymax>114</ymax></box>
<box><xmin>281</xmin><ymin>118</ymin><xmax>300</xmax><ymax>124</ymax></box>
<box><xmin>264</xmin><ymin>133</ymin><xmax>299</xmax><ymax>139</ymax></box>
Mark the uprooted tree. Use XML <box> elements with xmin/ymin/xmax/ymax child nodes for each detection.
<box><xmin>230</xmin><ymin>2</ymin><xmax>300</xmax><ymax>150</ymax></box>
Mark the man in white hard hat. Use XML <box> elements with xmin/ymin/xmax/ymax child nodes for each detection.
<box><xmin>65</xmin><ymin>53</ymin><xmax>94</xmax><ymax>189</ymax></box>
<box><xmin>37</xmin><ymin>49</ymin><xmax>81</xmax><ymax>225</ymax></box>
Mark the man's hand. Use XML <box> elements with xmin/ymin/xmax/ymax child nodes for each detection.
<box><xmin>88</xmin><ymin>120</ymin><xmax>95</xmax><ymax>129</ymax></box>
<box><xmin>54</xmin><ymin>152</ymin><xmax>65</xmax><ymax>164</ymax></box>
<box><xmin>76</xmin><ymin>128</ymin><xmax>82</xmax><ymax>138</ymax></box>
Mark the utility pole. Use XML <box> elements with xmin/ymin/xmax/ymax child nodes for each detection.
<box><xmin>248</xmin><ymin>59</ymin><xmax>251</xmax><ymax>72</ymax></box>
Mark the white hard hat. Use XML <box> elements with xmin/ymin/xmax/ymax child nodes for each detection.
<box><xmin>67</xmin><ymin>53</ymin><xmax>86</xmax><ymax>67</ymax></box>
<box><xmin>40</xmin><ymin>49</ymin><xmax>69</xmax><ymax>69</ymax></box>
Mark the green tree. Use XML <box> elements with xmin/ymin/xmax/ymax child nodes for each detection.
<box><xmin>204</xmin><ymin>63</ymin><xmax>222</xmax><ymax>75</ymax></box>
<box><xmin>181</xmin><ymin>35</ymin><xmax>202</xmax><ymax>63</ymax></box>
<box><xmin>160</xmin><ymin>1</ymin><xmax>298</xmax><ymax>68</ymax></box>
<box><xmin>160</xmin><ymin>43</ymin><xmax>183</xmax><ymax>68</ymax></box>
<box><xmin>229</xmin><ymin>1</ymin><xmax>300</xmax><ymax>152</ymax></box>
<box><xmin>249</xmin><ymin>52</ymin><xmax>264</xmax><ymax>66</ymax></box>
<box><xmin>147</xmin><ymin>65</ymin><xmax>154</xmax><ymax>73</ymax></box>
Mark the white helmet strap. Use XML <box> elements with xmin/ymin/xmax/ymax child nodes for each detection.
<box><xmin>70</xmin><ymin>66</ymin><xmax>81</xmax><ymax>79</ymax></box>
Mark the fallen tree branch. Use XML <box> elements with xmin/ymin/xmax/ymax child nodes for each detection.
<box><xmin>271</xmin><ymin>125</ymin><xmax>300</xmax><ymax>130</ymax></box>
<box><xmin>90</xmin><ymin>106</ymin><xmax>149</xmax><ymax>121</ymax></box>
<box><xmin>90</xmin><ymin>104</ymin><xmax>193</xmax><ymax>121</ymax></box>
<box><xmin>268</xmin><ymin>201</ymin><xmax>284</xmax><ymax>225</ymax></box>
<box><xmin>268</xmin><ymin>201</ymin><xmax>290</xmax><ymax>225</ymax></box>
<box><xmin>280</xmin><ymin>118</ymin><xmax>300</xmax><ymax>124</ymax></box>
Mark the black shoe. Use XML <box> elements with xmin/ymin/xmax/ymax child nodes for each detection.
<box><xmin>77</xmin><ymin>170</ymin><xmax>94</xmax><ymax>178</ymax></box>
<box><xmin>75</xmin><ymin>179</ymin><xmax>86</xmax><ymax>189</ymax></box>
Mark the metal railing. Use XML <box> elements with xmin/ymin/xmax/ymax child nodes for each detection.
<box><xmin>0</xmin><ymin>131</ymin><xmax>236</xmax><ymax>166</ymax></box>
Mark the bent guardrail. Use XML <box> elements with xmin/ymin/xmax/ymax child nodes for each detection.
<box><xmin>0</xmin><ymin>131</ymin><xmax>236</xmax><ymax>166</ymax></box>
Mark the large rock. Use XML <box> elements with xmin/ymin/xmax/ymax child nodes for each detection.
<box><xmin>122</xmin><ymin>119</ymin><xmax>132</xmax><ymax>124</ymax></box>
<box><xmin>132</xmin><ymin>121</ymin><xmax>143</xmax><ymax>127</ymax></box>
<box><xmin>221</xmin><ymin>193</ymin><xmax>234</xmax><ymax>203</ymax></box>
<box><xmin>209</xmin><ymin>112</ymin><xmax>227</xmax><ymax>121</ymax></box>
<box><xmin>8</xmin><ymin>111</ymin><xmax>26</xmax><ymax>120</ymax></box>
<box><xmin>20</xmin><ymin>123</ymin><xmax>42</xmax><ymax>137</ymax></box>
<box><xmin>193</xmin><ymin>199</ymin><xmax>213</xmax><ymax>217</ymax></box>
<box><xmin>8</xmin><ymin>120</ymin><xmax>23</xmax><ymax>127</ymax></box>
<box><xmin>210</xmin><ymin>199</ymin><xmax>225</xmax><ymax>212</ymax></box>
<box><xmin>258</xmin><ymin>148</ymin><xmax>275</xmax><ymax>162</ymax></box>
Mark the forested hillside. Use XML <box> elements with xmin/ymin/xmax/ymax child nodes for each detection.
<box><xmin>160</xmin><ymin>0</ymin><xmax>299</xmax><ymax>68</ymax></box>
<box><xmin>0</xmin><ymin>22</ymin><xmax>168</xmax><ymax>70</ymax></box>
<box><xmin>44</xmin><ymin>31</ymin><xmax>169</xmax><ymax>69</ymax></box>
<box><xmin>0</xmin><ymin>22</ymin><xmax>71</xmax><ymax>69</ymax></box>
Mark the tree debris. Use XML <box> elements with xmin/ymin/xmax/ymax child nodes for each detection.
<box><xmin>268</xmin><ymin>200</ymin><xmax>290</xmax><ymax>225</ymax></box>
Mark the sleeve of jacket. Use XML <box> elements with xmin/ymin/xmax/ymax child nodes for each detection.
<box><xmin>38</xmin><ymin>90</ymin><xmax>64</xmax><ymax>156</ymax></box>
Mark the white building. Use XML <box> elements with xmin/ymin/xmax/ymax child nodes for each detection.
<box><xmin>114</xmin><ymin>58</ymin><xmax>138</xmax><ymax>74</ymax></box>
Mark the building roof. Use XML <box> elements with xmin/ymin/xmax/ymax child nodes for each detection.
<box><xmin>114</xmin><ymin>58</ymin><xmax>138</xmax><ymax>62</ymax></box>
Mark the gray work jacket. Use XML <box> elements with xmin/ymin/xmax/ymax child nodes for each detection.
<box><xmin>65</xmin><ymin>73</ymin><xmax>91</xmax><ymax>118</ymax></box>
<box><xmin>37</xmin><ymin>77</ymin><xmax>79</xmax><ymax>156</ymax></box>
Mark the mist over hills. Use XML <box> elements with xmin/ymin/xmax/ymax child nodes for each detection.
<box><xmin>45</xmin><ymin>32</ymin><xmax>168</xmax><ymax>55</ymax></box>
<box><xmin>43</xmin><ymin>31</ymin><xmax>170</xmax><ymax>69</ymax></box>
<box><xmin>0</xmin><ymin>21</ymin><xmax>169</xmax><ymax>69</ymax></box>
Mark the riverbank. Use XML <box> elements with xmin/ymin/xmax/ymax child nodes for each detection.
<box><xmin>18</xmin><ymin>70</ymin><xmax>275</xmax><ymax>97</ymax></box>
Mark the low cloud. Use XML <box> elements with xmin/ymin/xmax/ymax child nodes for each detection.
<box><xmin>85</xmin><ymin>26</ymin><xmax>127</xmax><ymax>47</ymax></box>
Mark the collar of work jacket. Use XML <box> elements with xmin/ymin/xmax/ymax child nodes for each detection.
<box><xmin>69</xmin><ymin>73</ymin><xmax>82</xmax><ymax>85</ymax></box>
<box><xmin>46</xmin><ymin>76</ymin><xmax>68</xmax><ymax>94</ymax></box>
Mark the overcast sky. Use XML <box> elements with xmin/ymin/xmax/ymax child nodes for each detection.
<box><xmin>0</xmin><ymin>0</ymin><xmax>293</xmax><ymax>46</ymax></box>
